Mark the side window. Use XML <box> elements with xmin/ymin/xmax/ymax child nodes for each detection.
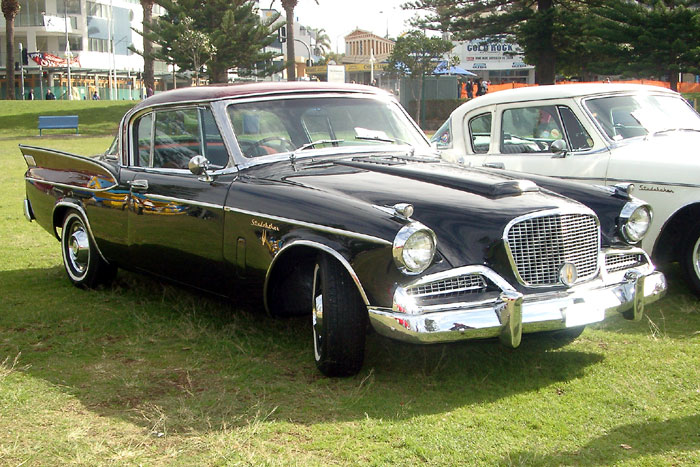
<box><xmin>135</xmin><ymin>113</ymin><xmax>152</xmax><ymax>167</ymax></box>
<box><xmin>558</xmin><ymin>106</ymin><xmax>593</xmax><ymax>151</ymax></box>
<box><xmin>501</xmin><ymin>105</ymin><xmax>564</xmax><ymax>154</ymax></box>
<box><xmin>431</xmin><ymin>119</ymin><xmax>452</xmax><ymax>149</ymax></box>
<box><xmin>200</xmin><ymin>108</ymin><xmax>229</xmax><ymax>168</ymax></box>
<box><xmin>153</xmin><ymin>108</ymin><xmax>201</xmax><ymax>169</ymax></box>
<box><xmin>469</xmin><ymin>113</ymin><xmax>491</xmax><ymax>154</ymax></box>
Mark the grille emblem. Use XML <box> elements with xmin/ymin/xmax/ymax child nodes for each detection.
<box><xmin>559</xmin><ymin>262</ymin><xmax>578</xmax><ymax>286</ymax></box>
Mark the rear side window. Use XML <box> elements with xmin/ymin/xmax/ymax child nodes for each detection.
<box><xmin>431</xmin><ymin>119</ymin><xmax>452</xmax><ymax>149</ymax></box>
<box><xmin>132</xmin><ymin>107</ymin><xmax>228</xmax><ymax>169</ymax></box>
<box><xmin>501</xmin><ymin>105</ymin><xmax>565</xmax><ymax>154</ymax></box>
<box><xmin>469</xmin><ymin>113</ymin><xmax>491</xmax><ymax>154</ymax></box>
<box><xmin>558</xmin><ymin>106</ymin><xmax>593</xmax><ymax>151</ymax></box>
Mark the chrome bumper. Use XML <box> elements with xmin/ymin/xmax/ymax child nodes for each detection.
<box><xmin>23</xmin><ymin>198</ymin><xmax>34</xmax><ymax>222</ymax></box>
<box><xmin>368</xmin><ymin>269</ymin><xmax>666</xmax><ymax>347</ymax></box>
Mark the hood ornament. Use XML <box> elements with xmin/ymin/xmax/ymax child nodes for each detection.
<box><xmin>393</xmin><ymin>203</ymin><xmax>414</xmax><ymax>219</ymax></box>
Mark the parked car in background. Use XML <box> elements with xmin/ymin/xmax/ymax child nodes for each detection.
<box><xmin>433</xmin><ymin>83</ymin><xmax>700</xmax><ymax>296</ymax></box>
<box><xmin>21</xmin><ymin>82</ymin><xmax>666</xmax><ymax>377</ymax></box>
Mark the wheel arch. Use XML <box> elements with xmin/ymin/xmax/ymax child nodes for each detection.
<box><xmin>653</xmin><ymin>201</ymin><xmax>700</xmax><ymax>264</ymax></box>
<box><xmin>263</xmin><ymin>240</ymin><xmax>369</xmax><ymax>316</ymax></box>
<box><xmin>52</xmin><ymin>200</ymin><xmax>110</xmax><ymax>264</ymax></box>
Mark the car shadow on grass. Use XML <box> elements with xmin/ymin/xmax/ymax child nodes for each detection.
<box><xmin>501</xmin><ymin>414</ymin><xmax>700</xmax><ymax>465</ymax></box>
<box><xmin>0</xmin><ymin>266</ymin><xmax>676</xmax><ymax>434</ymax></box>
<box><xmin>597</xmin><ymin>264</ymin><xmax>700</xmax><ymax>339</ymax></box>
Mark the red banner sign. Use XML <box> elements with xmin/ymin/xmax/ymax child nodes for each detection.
<box><xmin>28</xmin><ymin>52</ymin><xmax>81</xmax><ymax>68</ymax></box>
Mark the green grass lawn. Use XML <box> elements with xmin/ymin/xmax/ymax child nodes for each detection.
<box><xmin>0</xmin><ymin>102</ymin><xmax>699</xmax><ymax>465</ymax></box>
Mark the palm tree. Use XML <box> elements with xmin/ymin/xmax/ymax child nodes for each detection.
<box><xmin>2</xmin><ymin>0</ymin><xmax>20</xmax><ymax>99</ymax></box>
<box><xmin>313</xmin><ymin>28</ymin><xmax>331</xmax><ymax>56</ymax></box>
<box><xmin>280</xmin><ymin>0</ymin><xmax>317</xmax><ymax>81</ymax></box>
<box><xmin>140</xmin><ymin>0</ymin><xmax>155</xmax><ymax>93</ymax></box>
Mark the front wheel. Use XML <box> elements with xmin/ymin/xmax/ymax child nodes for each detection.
<box><xmin>312</xmin><ymin>253</ymin><xmax>367</xmax><ymax>377</ymax></box>
<box><xmin>61</xmin><ymin>210</ymin><xmax>116</xmax><ymax>288</ymax></box>
<box><xmin>681</xmin><ymin>221</ymin><xmax>700</xmax><ymax>297</ymax></box>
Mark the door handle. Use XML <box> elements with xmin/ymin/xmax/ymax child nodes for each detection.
<box><xmin>483</xmin><ymin>162</ymin><xmax>505</xmax><ymax>169</ymax></box>
<box><xmin>129</xmin><ymin>179</ymin><xmax>149</xmax><ymax>191</ymax></box>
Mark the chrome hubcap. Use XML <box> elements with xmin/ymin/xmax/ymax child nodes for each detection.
<box><xmin>68</xmin><ymin>226</ymin><xmax>89</xmax><ymax>274</ymax></box>
<box><xmin>693</xmin><ymin>235</ymin><xmax>700</xmax><ymax>280</ymax></box>
<box><xmin>312</xmin><ymin>264</ymin><xmax>323</xmax><ymax>361</ymax></box>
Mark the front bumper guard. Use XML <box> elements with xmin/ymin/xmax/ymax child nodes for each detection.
<box><xmin>368</xmin><ymin>269</ymin><xmax>666</xmax><ymax>347</ymax></box>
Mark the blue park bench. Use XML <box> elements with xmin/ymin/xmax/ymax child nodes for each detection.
<box><xmin>38</xmin><ymin>115</ymin><xmax>79</xmax><ymax>136</ymax></box>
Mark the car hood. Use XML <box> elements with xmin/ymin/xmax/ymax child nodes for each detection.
<box><xmin>608</xmin><ymin>131</ymin><xmax>700</xmax><ymax>186</ymax></box>
<box><xmin>242</xmin><ymin>154</ymin><xmax>589</xmax><ymax>269</ymax></box>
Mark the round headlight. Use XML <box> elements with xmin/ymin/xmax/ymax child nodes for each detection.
<box><xmin>393</xmin><ymin>223</ymin><xmax>437</xmax><ymax>274</ymax></box>
<box><xmin>621</xmin><ymin>202</ymin><xmax>652</xmax><ymax>243</ymax></box>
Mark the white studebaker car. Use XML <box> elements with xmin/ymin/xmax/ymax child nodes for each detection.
<box><xmin>433</xmin><ymin>83</ymin><xmax>700</xmax><ymax>296</ymax></box>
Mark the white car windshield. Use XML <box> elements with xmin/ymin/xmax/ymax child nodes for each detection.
<box><xmin>585</xmin><ymin>93</ymin><xmax>700</xmax><ymax>140</ymax></box>
<box><xmin>227</xmin><ymin>95</ymin><xmax>429</xmax><ymax>158</ymax></box>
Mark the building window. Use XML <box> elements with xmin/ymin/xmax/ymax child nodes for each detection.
<box><xmin>58</xmin><ymin>36</ymin><xmax>83</xmax><ymax>52</ymax></box>
<box><xmin>87</xmin><ymin>1</ymin><xmax>109</xmax><ymax>18</ymax></box>
<box><xmin>15</xmin><ymin>0</ymin><xmax>46</xmax><ymax>27</ymax></box>
<box><xmin>63</xmin><ymin>0</ymin><xmax>81</xmax><ymax>15</ymax></box>
<box><xmin>89</xmin><ymin>38</ymin><xmax>110</xmax><ymax>53</ymax></box>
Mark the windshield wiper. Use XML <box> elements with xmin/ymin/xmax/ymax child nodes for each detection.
<box><xmin>290</xmin><ymin>139</ymin><xmax>344</xmax><ymax>161</ymax></box>
<box><xmin>355</xmin><ymin>135</ymin><xmax>413</xmax><ymax>145</ymax></box>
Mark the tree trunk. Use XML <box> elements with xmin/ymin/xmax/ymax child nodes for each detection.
<box><xmin>5</xmin><ymin>16</ymin><xmax>16</xmax><ymax>99</ymax></box>
<box><xmin>415</xmin><ymin>77</ymin><xmax>423</xmax><ymax>127</ymax></box>
<box><xmin>535</xmin><ymin>0</ymin><xmax>556</xmax><ymax>85</ymax></box>
<box><xmin>142</xmin><ymin>0</ymin><xmax>155</xmax><ymax>92</ymax></box>
<box><xmin>669</xmin><ymin>69</ymin><xmax>679</xmax><ymax>92</ymax></box>
<box><xmin>208</xmin><ymin>65</ymin><xmax>227</xmax><ymax>84</ymax></box>
<box><xmin>536</xmin><ymin>50</ymin><xmax>556</xmax><ymax>85</ymax></box>
<box><xmin>284</xmin><ymin>4</ymin><xmax>296</xmax><ymax>81</ymax></box>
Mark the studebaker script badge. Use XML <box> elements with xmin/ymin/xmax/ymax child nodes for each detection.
<box><xmin>559</xmin><ymin>262</ymin><xmax>578</xmax><ymax>286</ymax></box>
<box><xmin>251</xmin><ymin>219</ymin><xmax>280</xmax><ymax>231</ymax></box>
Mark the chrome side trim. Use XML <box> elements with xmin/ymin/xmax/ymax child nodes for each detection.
<box><xmin>263</xmin><ymin>239</ymin><xmax>370</xmax><ymax>315</ymax></box>
<box><xmin>25</xmin><ymin>177</ymin><xmax>116</xmax><ymax>193</ymax></box>
<box><xmin>52</xmin><ymin>201</ymin><xmax>109</xmax><ymax>264</ymax></box>
<box><xmin>145</xmin><ymin>194</ymin><xmax>224</xmax><ymax>211</ymax></box>
<box><xmin>224</xmin><ymin>206</ymin><xmax>391</xmax><ymax>245</ymax></box>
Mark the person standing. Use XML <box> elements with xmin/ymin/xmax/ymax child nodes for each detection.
<box><xmin>45</xmin><ymin>89</ymin><xmax>56</xmax><ymax>100</ymax></box>
<box><xmin>28</xmin><ymin>89</ymin><xmax>35</xmax><ymax>100</ymax></box>
<box><xmin>466</xmin><ymin>80</ymin><xmax>474</xmax><ymax>99</ymax></box>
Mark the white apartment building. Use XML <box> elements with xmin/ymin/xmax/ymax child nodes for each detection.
<box><xmin>0</xmin><ymin>0</ymin><xmax>158</xmax><ymax>99</ymax></box>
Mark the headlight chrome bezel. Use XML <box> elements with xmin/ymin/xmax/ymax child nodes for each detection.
<box><xmin>392</xmin><ymin>222</ymin><xmax>437</xmax><ymax>275</ymax></box>
<box><xmin>619</xmin><ymin>200</ymin><xmax>652</xmax><ymax>244</ymax></box>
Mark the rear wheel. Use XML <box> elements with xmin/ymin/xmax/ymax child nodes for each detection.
<box><xmin>61</xmin><ymin>210</ymin><xmax>116</xmax><ymax>288</ymax></box>
<box><xmin>681</xmin><ymin>221</ymin><xmax>700</xmax><ymax>297</ymax></box>
<box><xmin>311</xmin><ymin>253</ymin><xmax>367</xmax><ymax>377</ymax></box>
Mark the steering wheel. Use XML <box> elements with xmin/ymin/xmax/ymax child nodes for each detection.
<box><xmin>252</xmin><ymin>136</ymin><xmax>296</xmax><ymax>152</ymax></box>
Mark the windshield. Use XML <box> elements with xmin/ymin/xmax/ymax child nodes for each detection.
<box><xmin>227</xmin><ymin>96</ymin><xmax>429</xmax><ymax>158</ymax></box>
<box><xmin>585</xmin><ymin>93</ymin><xmax>700</xmax><ymax>140</ymax></box>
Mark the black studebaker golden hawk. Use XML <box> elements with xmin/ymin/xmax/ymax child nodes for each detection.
<box><xmin>21</xmin><ymin>82</ymin><xmax>666</xmax><ymax>376</ymax></box>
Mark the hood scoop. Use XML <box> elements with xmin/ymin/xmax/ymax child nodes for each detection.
<box><xmin>337</xmin><ymin>159</ymin><xmax>540</xmax><ymax>198</ymax></box>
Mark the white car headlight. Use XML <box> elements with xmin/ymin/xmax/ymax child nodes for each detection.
<box><xmin>393</xmin><ymin>223</ymin><xmax>437</xmax><ymax>274</ymax></box>
<box><xmin>620</xmin><ymin>201</ymin><xmax>652</xmax><ymax>243</ymax></box>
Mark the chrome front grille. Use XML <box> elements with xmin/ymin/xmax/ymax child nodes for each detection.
<box><xmin>505</xmin><ymin>212</ymin><xmax>600</xmax><ymax>286</ymax></box>
<box><xmin>406</xmin><ymin>274</ymin><xmax>488</xmax><ymax>299</ymax></box>
<box><xmin>605</xmin><ymin>253</ymin><xmax>646</xmax><ymax>273</ymax></box>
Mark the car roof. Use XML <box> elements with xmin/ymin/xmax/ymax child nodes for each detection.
<box><xmin>132</xmin><ymin>81</ymin><xmax>389</xmax><ymax>111</ymax></box>
<box><xmin>458</xmin><ymin>83</ymin><xmax>678</xmax><ymax>112</ymax></box>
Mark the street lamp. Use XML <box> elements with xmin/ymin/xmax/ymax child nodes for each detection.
<box><xmin>64</xmin><ymin>0</ymin><xmax>72</xmax><ymax>100</ymax></box>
